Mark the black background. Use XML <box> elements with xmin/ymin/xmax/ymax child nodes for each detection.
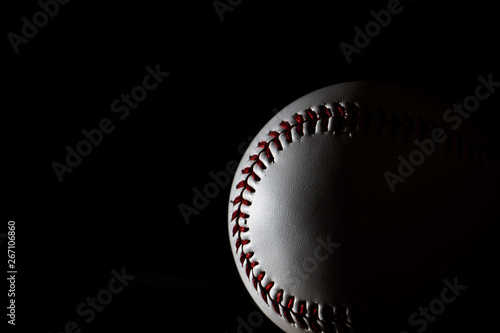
<box><xmin>3</xmin><ymin>0</ymin><xmax>500</xmax><ymax>332</ymax></box>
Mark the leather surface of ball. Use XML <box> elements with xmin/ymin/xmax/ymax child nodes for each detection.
<box><xmin>227</xmin><ymin>82</ymin><xmax>499</xmax><ymax>333</ymax></box>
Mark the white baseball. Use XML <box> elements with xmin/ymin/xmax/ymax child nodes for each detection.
<box><xmin>228</xmin><ymin>82</ymin><xmax>498</xmax><ymax>332</ymax></box>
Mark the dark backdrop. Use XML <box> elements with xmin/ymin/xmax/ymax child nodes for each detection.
<box><xmin>4</xmin><ymin>0</ymin><xmax>499</xmax><ymax>332</ymax></box>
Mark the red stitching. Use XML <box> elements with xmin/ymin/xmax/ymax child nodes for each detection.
<box><xmin>230</xmin><ymin>103</ymin><xmax>356</xmax><ymax>332</ymax></box>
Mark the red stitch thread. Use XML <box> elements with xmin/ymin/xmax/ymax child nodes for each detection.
<box><xmin>307</xmin><ymin>108</ymin><xmax>317</xmax><ymax>120</ymax></box>
<box><xmin>236</xmin><ymin>181</ymin><xmax>255</xmax><ymax>193</ymax></box>
<box><xmin>268</xmin><ymin>131</ymin><xmax>283</xmax><ymax>150</ymax></box>
<box><xmin>337</xmin><ymin>105</ymin><xmax>345</xmax><ymax>117</ymax></box>
<box><xmin>232</xmin><ymin>196</ymin><xmax>251</xmax><ymax>207</ymax></box>
<box><xmin>274</xmin><ymin>290</ymin><xmax>284</xmax><ymax>314</ymax></box>
<box><xmin>319</xmin><ymin>105</ymin><xmax>333</xmax><ymax>132</ymax></box>
<box><xmin>261</xmin><ymin>281</ymin><xmax>274</xmax><ymax>304</ymax></box>
<box><xmin>231</xmin><ymin>210</ymin><xmax>249</xmax><ymax>221</ymax></box>
<box><xmin>241</xmin><ymin>167</ymin><xmax>261</xmax><ymax>181</ymax></box>
<box><xmin>258</xmin><ymin>140</ymin><xmax>275</xmax><ymax>162</ymax></box>
<box><xmin>249</xmin><ymin>155</ymin><xmax>266</xmax><ymax>169</ymax></box>
<box><xmin>240</xmin><ymin>251</ymin><xmax>254</xmax><ymax>264</ymax></box>
<box><xmin>284</xmin><ymin>306</ymin><xmax>295</xmax><ymax>324</ymax></box>
<box><xmin>280</xmin><ymin>121</ymin><xmax>293</xmax><ymax>143</ymax></box>
<box><xmin>293</xmin><ymin>114</ymin><xmax>305</xmax><ymax>137</ymax></box>
<box><xmin>246</xmin><ymin>261</ymin><xmax>258</xmax><ymax>277</ymax></box>
<box><xmin>232</xmin><ymin>224</ymin><xmax>248</xmax><ymax>236</ymax></box>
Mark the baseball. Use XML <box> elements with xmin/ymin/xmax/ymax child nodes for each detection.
<box><xmin>228</xmin><ymin>82</ymin><xmax>499</xmax><ymax>332</ymax></box>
